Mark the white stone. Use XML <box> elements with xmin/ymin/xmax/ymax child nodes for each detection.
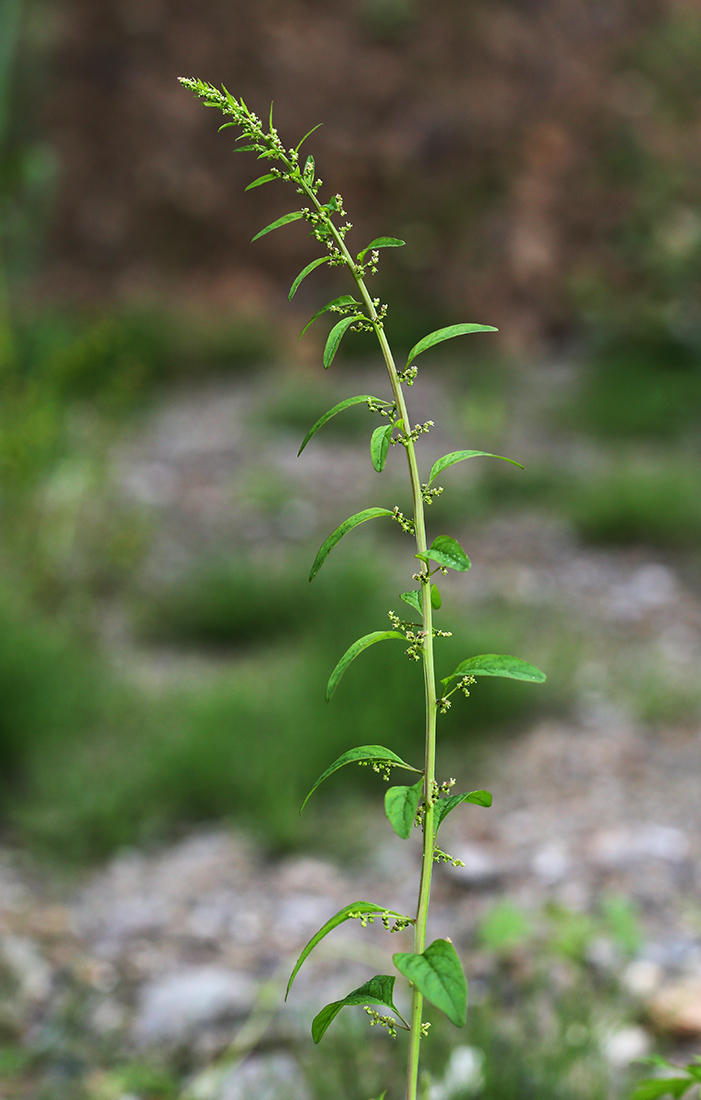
<box><xmin>443</xmin><ymin>845</ymin><xmax>500</xmax><ymax>887</ymax></box>
<box><xmin>216</xmin><ymin>1053</ymin><xmax>311</xmax><ymax>1100</ymax></box>
<box><xmin>133</xmin><ymin>966</ymin><xmax>257</xmax><ymax>1045</ymax></box>
<box><xmin>590</xmin><ymin>824</ymin><xmax>689</xmax><ymax>867</ymax></box>
<box><xmin>621</xmin><ymin>959</ymin><xmax>664</xmax><ymax>998</ymax></box>
<box><xmin>1</xmin><ymin>935</ymin><xmax>53</xmax><ymax>1002</ymax></box>
<box><xmin>531</xmin><ymin>841</ymin><xmax>570</xmax><ymax>883</ymax></box>
<box><xmin>600</xmin><ymin>1025</ymin><xmax>651</xmax><ymax>1067</ymax></box>
<box><xmin>429</xmin><ymin>1046</ymin><xmax>485</xmax><ymax>1099</ymax></box>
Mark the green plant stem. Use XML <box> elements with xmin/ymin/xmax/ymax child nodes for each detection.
<box><xmin>297</xmin><ymin>179</ymin><xmax>437</xmax><ymax>1100</ymax></box>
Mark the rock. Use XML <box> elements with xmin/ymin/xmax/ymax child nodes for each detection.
<box><xmin>530</xmin><ymin>841</ymin><xmax>570</xmax><ymax>884</ymax></box>
<box><xmin>428</xmin><ymin>1046</ymin><xmax>485</xmax><ymax>1099</ymax></box>
<box><xmin>201</xmin><ymin>1052</ymin><xmax>311</xmax><ymax>1100</ymax></box>
<box><xmin>1</xmin><ymin>935</ymin><xmax>53</xmax><ymax>1002</ymax></box>
<box><xmin>600</xmin><ymin>1025</ymin><xmax>651</xmax><ymax>1067</ymax></box>
<box><xmin>442</xmin><ymin>845</ymin><xmax>501</xmax><ymax>888</ymax></box>
<box><xmin>647</xmin><ymin>978</ymin><xmax>701</xmax><ymax>1036</ymax></box>
<box><xmin>133</xmin><ymin>966</ymin><xmax>257</xmax><ymax>1045</ymax></box>
<box><xmin>590</xmin><ymin>825</ymin><xmax>690</xmax><ymax>868</ymax></box>
<box><xmin>620</xmin><ymin>959</ymin><xmax>664</xmax><ymax>998</ymax></box>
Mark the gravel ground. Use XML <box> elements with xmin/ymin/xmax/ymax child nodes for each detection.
<box><xmin>2</xmin><ymin>365</ymin><xmax>701</xmax><ymax>1098</ymax></box>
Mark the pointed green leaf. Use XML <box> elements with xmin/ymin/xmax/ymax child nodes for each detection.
<box><xmin>300</xmin><ymin>295</ymin><xmax>361</xmax><ymax>338</ymax></box>
<box><xmin>309</xmin><ymin>508</ymin><xmax>393</xmax><ymax>581</ymax></box>
<box><xmin>252</xmin><ymin>210</ymin><xmax>305</xmax><ymax>242</ymax></box>
<box><xmin>357</xmin><ymin>237</ymin><xmax>406</xmax><ymax>261</ymax></box>
<box><xmin>245</xmin><ymin>173</ymin><xmax>276</xmax><ymax>191</ymax></box>
<box><xmin>406</xmin><ymin>323</ymin><xmax>498</xmax><ymax>366</ymax></box>
<box><xmin>326</xmin><ymin>631</ymin><xmax>405</xmax><ymax>702</ymax></box>
<box><xmin>301</xmin><ymin>744</ymin><xmax>421</xmax><ymax>812</ymax></box>
<box><xmin>630</xmin><ymin>1080</ymin><xmax>694</xmax><ymax>1100</ymax></box>
<box><xmin>324</xmin><ymin>315</ymin><xmax>363</xmax><ymax>368</ymax></box>
<box><xmin>434</xmin><ymin>791</ymin><xmax>493</xmax><ymax>833</ymax></box>
<box><xmin>312</xmin><ymin>975</ymin><xmax>405</xmax><ymax>1043</ymax></box>
<box><xmin>393</xmin><ymin>939</ymin><xmax>467</xmax><ymax>1027</ymax></box>
<box><xmin>222</xmin><ymin>86</ymin><xmax>238</xmax><ymax>109</ymax></box>
<box><xmin>233</xmin><ymin>144</ymin><xmax>257</xmax><ymax>152</ymax></box>
<box><xmin>400</xmin><ymin>585</ymin><xmax>440</xmax><ymax>615</ymax></box>
<box><xmin>400</xmin><ymin>590</ymin><xmax>422</xmax><ymax>614</ymax></box>
<box><xmin>298</xmin><ymin>395</ymin><xmax>379</xmax><ymax>456</ymax></box>
<box><xmin>416</xmin><ymin>535</ymin><xmax>471</xmax><ymax>572</ymax></box>
<box><xmin>286</xmin><ymin>901</ymin><xmax>413</xmax><ymax>999</ymax></box>
<box><xmin>441</xmin><ymin>654</ymin><xmax>547</xmax><ymax>687</ymax></box>
<box><xmin>428</xmin><ymin>450</ymin><xmax>524</xmax><ymax>486</ymax></box>
<box><xmin>370</xmin><ymin>423</ymin><xmax>394</xmax><ymax>472</ymax></box>
<box><xmin>289</xmin><ymin>256</ymin><xmax>329</xmax><ymax>301</ymax></box>
<box><xmin>385</xmin><ymin>777</ymin><xmax>424</xmax><ymax>839</ymax></box>
<box><xmin>295</xmin><ymin>122</ymin><xmax>323</xmax><ymax>153</ymax></box>
<box><xmin>303</xmin><ymin>154</ymin><xmax>315</xmax><ymax>180</ymax></box>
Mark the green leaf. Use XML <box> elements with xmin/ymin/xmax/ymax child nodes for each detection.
<box><xmin>309</xmin><ymin>508</ymin><xmax>393</xmax><ymax>581</ymax></box>
<box><xmin>324</xmin><ymin>315</ymin><xmax>363</xmax><ymax>368</ymax></box>
<box><xmin>357</xmin><ymin>237</ymin><xmax>406</xmax><ymax>261</ymax></box>
<box><xmin>301</xmin><ymin>744</ymin><xmax>421</xmax><ymax>812</ymax></box>
<box><xmin>289</xmin><ymin>257</ymin><xmax>330</xmax><ymax>301</ymax></box>
<box><xmin>298</xmin><ymin>394</ymin><xmax>378</xmax><ymax>455</ymax></box>
<box><xmin>400</xmin><ymin>586</ymin><xmax>440</xmax><ymax>615</ymax></box>
<box><xmin>428</xmin><ymin>450</ymin><xmax>524</xmax><ymax>486</ymax></box>
<box><xmin>245</xmin><ymin>173</ymin><xmax>276</xmax><ymax>191</ymax></box>
<box><xmin>252</xmin><ymin>210</ymin><xmax>305</xmax><ymax>241</ymax></box>
<box><xmin>441</xmin><ymin>654</ymin><xmax>547</xmax><ymax>687</ymax></box>
<box><xmin>295</xmin><ymin>122</ymin><xmax>323</xmax><ymax>153</ymax></box>
<box><xmin>385</xmin><ymin>777</ymin><xmax>424</xmax><ymax>839</ymax></box>
<box><xmin>370</xmin><ymin>423</ymin><xmax>394</xmax><ymax>472</ymax></box>
<box><xmin>232</xmin><ymin>144</ymin><xmax>257</xmax><ymax>152</ymax></box>
<box><xmin>434</xmin><ymin>791</ymin><xmax>492</xmax><ymax>833</ymax></box>
<box><xmin>300</xmin><ymin>295</ymin><xmax>361</xmax><ymax>338</ymax></box>
<box><xmin>312</xmin><ymin>975</ymin><xmax>405</xmax><ymax>1043</ymax></box>
<box><xmin>286</xmin><ymin>901</ymin><xmax>413</xmax><ymax>999</ymax></box>
<box><xmin>393</xmin><ymin>939</ymin><xmax>467</xmax><ymax>1027</ymax></box>
<box><xmin>630</xmin><ymin>1079</ymin><xmax>694</xmax><ymax>1100</ymax></box>
<box><xmin>303</xmin><ymin>154</ymin><xmax>315</xmax><ymax>180</ymax></box>
<box><xmin>406</xmin><ymin>323</ymin><xmax>498</xmax><ymax>366</ymax></box>
<box><xmin>400</xmin><ymin>590</ymin><xmax>421</xmax><ymax>614</ymax></box>
<box><xmin>416</xmin><ymin>535</ymin><xmax>471</xmax><ymax>572</ymax></box>
<box><xmin>326</xmin><ymin>631</ymin><xmax>405</xmax><ymax>702</ymax></box>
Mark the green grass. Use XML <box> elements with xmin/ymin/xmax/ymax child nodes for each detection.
<box><xmin>566</xmin><ymin>455</ymin><xmax>701</xmax><ymax>547</ymax></box>
<box><xmin>0</xmin><ymin>548</ymin><xmax>560</xmax><ymax>860</ymax></box>
<box><xmin>566</xmin><ymin>327</ymin><xmax>701</xmax><ymax>441</ymax></box>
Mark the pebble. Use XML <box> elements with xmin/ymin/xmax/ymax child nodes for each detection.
<box><xmin>590</xmin><ymin>825</ymin><xmax>690</xmax><ymax>867</ymax></box>
<box><xmin>217</xmin><ymin>1052</ymin><xmax>311</xmax><ymax>1100</ymax></box>
<box><xmin>133</xmin><ymin>966</ymin><xmax>257</xmax><ymax>1045</ymax></box>
<box><xmin>443</xmin><ymin>844</ymin><xmax>502</xmax><ymax>888</ymax></box>
<box><xmin>600</xmin><ymin>1025</ymin><xmax>651</xmax><ymax>1067</ymax></box>
<box><xmin>647</xmin><ymin>978</ymin><xmax>701</xmax><ymax>1037</ymax></box>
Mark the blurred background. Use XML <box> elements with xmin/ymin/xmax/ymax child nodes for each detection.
<box><xmin>1</xmin><ymin>1</ymin><xmax>701</xmax><ymax>1098</ymax></box>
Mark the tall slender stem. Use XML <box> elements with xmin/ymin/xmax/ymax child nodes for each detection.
<box><xmin>178</xmin><ymin>85</ymin><xmax>443</xmax><ymax>1099</ymax></box>
<box><xmin>302</xmin><ymin>189</ymin><xmax>438</xmax><ymax>1100</ymax></box>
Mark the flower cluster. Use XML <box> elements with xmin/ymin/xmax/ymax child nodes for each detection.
<box><xmin>421</xmin><ymin>483</ymin><xmax>444</xmax><ymax>505</ymax></box>
<box><xmin>363</xmin><ymin>1006</ymin><xmax>399</xmax><ymax>1037</ymax></box>
<box><xmin>391</xmin><ymin>506</ymin><xmax>415</xmax><ymax>534</ymax></box>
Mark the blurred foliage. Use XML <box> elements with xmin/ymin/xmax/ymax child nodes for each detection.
<box><xmin>570</xmin><ymin>323</ymin><xmax>701</xmax><ymax>440</ymax></box>
<box><xmin>566</xmin><ymin>455</ymin><xmax>701</xmax><ymax>547</ymax></box>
